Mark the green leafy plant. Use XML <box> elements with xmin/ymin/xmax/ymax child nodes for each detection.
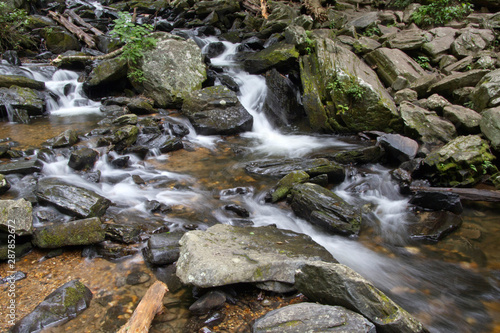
<box><xmin>363</xmin><ymin>26</ymin><xmax>381</xmax><ymax>37</ymax></box>
<box><xmin>0</xmin><ymin>3</ymin><xmax>34</xmax><ymax>52</ymax></box>
<box><xmin>304</xmin><ymin>36</ymin><xmax>315</xmax><ymax>54</ymax></box>
<box><xmin>110</xmin><ymin>12</ymin><xmax>156</xmax><ymax>83</ymax></box>
<box><xmin>414</xmin><ymin>56</ymin><xmax>431</xmax><ymax>70</ymax></box>
<box><xmin>411</xmin><ymin>0</ymin><xmax>473</xmax><ymax>27</ymax></box>
<box><xmin>336</xmin><ymin>104</ymin><xmax>349</xmax><ymax>115</ymax></box>
<box><xmin>327</xmin><ymin>75</ymin><xmax>365</xmax><ymax>115</ymax></box>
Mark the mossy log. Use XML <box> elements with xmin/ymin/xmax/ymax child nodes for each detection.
<box><xmin>410</xmin><ymin>186</ymin><xmax>500</xmax><ymax>202</ymax></box>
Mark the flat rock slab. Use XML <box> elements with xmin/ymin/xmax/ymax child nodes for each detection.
<box><xmin>33</xmin><ymin>217</ymin><xmax>105</xmax><ymax>248</ymax></box>
<box><xmin>0</xmin><ymin>198</ymin><xmax>33</xmax><ymax>236</ymax></box>
<box><xmin>176</xmin><ymin>224</ymin><xmax>336</xmax><ymax>289</ymax></box>
<box><xmin>0</xmin><ymin>159</ymin><xmax>42</xmax><ymax>175</ymax></box>
<box><xmin>253</xmin><ymin>302</ymin><xmax>376</xmax><ymax>333</ymax></box>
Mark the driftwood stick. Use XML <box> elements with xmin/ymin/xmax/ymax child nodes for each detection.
<box><xmin>410</xmin><ymin>186</ymin><xmax>500</xmax><ymax>202</ymax></box>
<box><xmin>65</xmin><ymin>9</ymin><xmax>104</xmax><ymax>36</ymax></box>
<box><xmin>260</xmin><ymin>0</ymin><xmax>269</xmax><ymax>19</ymax></box>
<box><xmin>117</xmin><ymin>281</ymin><xmax>169</xmax><ymax>333</ymax></box>
<box><xmin>48</xmin><ymin>10</ymin><xmax>96</xmax><ymax>49</ymax></box>
<box><xmin>51</xmin><ymin>47</ymin><xmax>124</xmax><ymax>66</ymax></box>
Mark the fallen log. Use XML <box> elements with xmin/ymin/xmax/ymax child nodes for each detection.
<box><xmin>51</xmin><ymin>47</ymin><xmax>123</xmax><ymax>66</ymax></box>
<box><xmin>48</xmin><ymin>11</ymin><xmax>97</xmax><ymax>49</ymax></box>
<box><xmin>65</xmin><ymin>9</ymin><xmax>104</xmax><ymax>37</ymax></box>
<box><xmin>410</xmin><ymin>186</ymin><xmax>500</xmax><ymax>202</ymax></box>
<box><xmin>117</xmin><ymin>280</ymin><xmax>168</xmax><ymax>333</ymax></box>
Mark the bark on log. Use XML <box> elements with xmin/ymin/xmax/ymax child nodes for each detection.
<box><xmin>410</xmin><ymin>186</ymin><xmax>500</xmax><ymax>202</ymax></box>
<box><xmin>65</xmin><ymin>9</ymin><xmax>104</xmax><ymax>36</ymax></box>
<box><xmin>117</xmin><ymin>281</ymin><xmax>168</xmax><ymax>333</ymax></box>
<box><xmin>242</xmin><ymin>0</ymin><xmax>261</xmax><ymax>15</ymax></box>
<box><xmin>48</xmin><ymin>11</ymin><xmax>97</xmax><ymax>49</ymax></box>
<box><xmin>51</xmin><ymin>47</ymin><xmax>124</xmax><ymax>66</ymax></box>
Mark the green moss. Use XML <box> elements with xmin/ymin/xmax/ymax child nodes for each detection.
<box><xmin>63</xmin><ymin>283</ymin><xmax>87</xmax><ymax>309</ymax></box>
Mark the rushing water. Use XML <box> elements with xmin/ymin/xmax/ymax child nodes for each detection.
<box><xmin>1</xmin><ymin>38</ymin><xmax>500</xmax><ymax>333</ymax></box>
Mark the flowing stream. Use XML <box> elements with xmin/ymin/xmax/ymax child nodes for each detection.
<box><xmin>1</xmin><ymin>37</ymin><xmax>500</xmax><ymax>333</ymax></box>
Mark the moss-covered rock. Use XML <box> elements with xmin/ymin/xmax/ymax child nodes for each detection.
<box><xmin>471</xmin><ymin>69</ymin><xmax>500</xmax><ymax>112</ymax></box>
<box><xmin>43</xmin><ymin>27</ymin><xmax>80</xmax><ymax>54</ymax></box>
<box><xmin>33</xmin><ymin>217</ymin><xmax>105</xmax><ymax>248</ymax></box>
<box><xmin>271</xmin><ymin>170</ymin><xmax>310</xmax><ymax>203</ymax></box>
<box><xmin>0</xmin><ymin>86</ymin><xmax>45</xmax><ymax>119</ymax></box>
<box><xmin>83</xmin><ymin>57</ymin><xmax>128</xmax><ymax>98</ymax></box>
<box><xmin>480</xmin><ymin>106</ymin><xmax>500</xmax><ymax>150</ymax></box>
<box><xmin>112</xmin><ymin>125</ymin><xmax>138</xmax><ymax>151</ymax></box>
<box><xmin>44</xmin><ymin>129</ymin><xmax>79</xmax><ymax>148</ymax></box>
<box><xmin>0</xmin><ymin>75</ymin><xmax>45</xmax><ymax>90</ymax></box>
<box><xmin>242</xmin><ymin>41</ymin><xmax>299</xmax><ymax>74</ymax></box>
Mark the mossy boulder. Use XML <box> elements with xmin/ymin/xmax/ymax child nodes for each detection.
<box><xmin>33</xmin><ymin>217</ymin><xmax>105</xmax><ymax>248</ymax></box>
<box><xmin>44</xmin><ymin>129</ymin><xmax>79</xmax><ymax>148</ymax></box>
<box><xmin>83</xmin><ymin>57</ymin><xmax>128</xmax><ymax>98</ymax></box>
<box><xmin>10</xmin><ymin>279</ymin><xmax>92</xmax><ymax>333</ymax></box>
<box><xmin>112</xmin><ymin>125</ymin><xmax>138</xmax><ymax>151</ymax></box>
<box><xmin>290</xmin><ymin>183</ymin><xmax>362</xmax><ymax>236</ymax></box>
<box><xmin>43</xmin><ymin>27</ymin><xmax>80</xmax><ymax>54</ymax></box>
<box><xmin>242</xmin><ymin>41</ymin><xmax>299</xmax><ymax>74</ymax></box>
<box><xmin>423</xmin><ymin>135</ymin><xmax>496</xmax><ymax>186</ymax></box>
<box><xmin>0</xmin><ymin>75</ymin><xmax>45</xmax><ymax>90</ymax></box>
<box><xmin>271</xmin><ymin>170</ymin><xmax>310</xmax><ymax>203</ymax></box>
<box><xmin>470</xmin><ymin>69</ymin><xmax>500</xmax><ymax>112</ymax></box>
<box><xmin>0</xmin><ymin>86</ymin><xmax>45</xmax><ymax>119</ymax></box>
<box><xmin>480</xmin><ymin>106</ymin><xmax>500</xmax><ymax>150</ymax></box>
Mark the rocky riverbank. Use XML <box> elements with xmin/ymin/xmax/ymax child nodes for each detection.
<box><xmin>1</xmin><ymin>0</ymin><xmax>500</xmax><ymax>331</ymax></box>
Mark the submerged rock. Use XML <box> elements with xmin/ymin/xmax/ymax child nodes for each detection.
<box><xmin>0</xmin><ymin>198</ymin><xmax>33</xmax><ymax>236</ymax></box>
<box><xmin>290</xmin><ymin>183</ymin><xmax>362</xmax><ymax>236</ymax></box>
<box><xmin>409</xmin><ymin>191</ymin><xmax>463</xmax><ymax>214</ymax></box>
<box><xmin>10</xmin><ymin>279</ymin><xmax>92</xmax><ymax>333</ymax></box>
<box><xmin>176</xmin><ymin>224</ymin><xmax>335</xmax><ymax>289</ymax></box>
<box><xmin>254</xmin><ymin>302</ymin><xmax>376</xmax><ymax>333</ymax></box>
<box><xmin>36</xmin><ymin>177</ymin><xmax>111</xmax><ymax>218</ymax></box>
<box><xmin>142</xmin><ymin>231</ymin><xmax>185</xmax><ymax>265</ymax></box>
<box><xmin>408</xmin><ymin>211</ymin><xmax>463</xmax><ymax>242</ymax></box>
<box><xmin>33</xmin><ymin>217</ymin><xmax>105</xmax><ymax>248</ymax></box>
<box><xmin>295</xmin><ymin>261</ymin><xmax>429</xmax><ymax>333</ymax></box>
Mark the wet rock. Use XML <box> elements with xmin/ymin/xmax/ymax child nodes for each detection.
<box><xmin>0</xmin><ymin>86</ymin><xmax>45</xmax><ymax>118</ymax></box>
<box><xmin>242</xmin><ymin>41</ymin><xmax>299</xmax><ymax>74</ymax></box>
<box><xmin>423</xmin><ymin>135</ymin><xmax>495</xmax><ymax>186</ymax></box>
<box><xmin>270</xmin><ymin>170</ymin><xmax>309</xmax><ymax>203</ymax></box>
<box><xmin>0</xmin><ymin>174</ymin><xmax>10</xmax><ymax>194</ymax></box>
<box><xmin>43</xmin><ymin>27</ymin><xmax>80</xmax><ymax>54</ymax></box>
<box><xmin>68</xmin><ymin>148</ymin><xmax>99</xmax><ymax>170</ymax></box>
<box><xmin>127</xmin><ymin>96</ymin><xmax>156</xmax><ymax>115</ymax></box>
<box><xmin>158</xmin><ymin>136</ymin><xmax>184</xmax><ymax>153</ymax></box>
<box><xmin>45</xmin><ymin>129</ymin><xmax>79</xmax><ymax>148</ymax></box>
<box><xmin>10</xmin><ymin>279</ymin><xmax>92</xmax><ymax>333</ymax></box>
<box><xmin>113</xmin><ymin>113</ymin><xmax>138</xmax><ymax>126</ymax></box>
<box><xmin>471</xmin><ymin>69</ymin><xmax>500</xmax><ymax>112</ymax></box>
<box><xmin>0</xmin><ymin>74</ymin><xmax>45</xmax><ymax>90</ymax></box>
<box><xmin>189</xmin><ymin>290</ymin><xmax>227</xmax><ymax>314</ymax></box>
<box><xmin>0</xmin><ymin>237</ymin><xmax>32</xmax><ymax>260</ymax></box>
<box><xmin>410</xmin><ymin>191</ymin><xmax>463</xmax><ymax>214</ymax></box>
<box><xmin>290</xmin><ymin>183</ymin><xmax>362</xmax><ymax>236</ymax></box>
<box><xmin>331</xmin><ymin>146</ymin><xmax>384</xmax><ymax>165</ymax></box>
<box><xmin>110</xmin><ymin>156</ymin><xmax>129</xmax><ymax>168</ymax></box>
<box><xmin>301</xmin><ymin>40</ymin><xmax>400</xmax><ymax>133</ymax></box>
<box><xmin>0</xmin><ymin>159</ymin><xmax>42</xmax><ymax>175</ymax></box>
<box><xmin>142</xmin><ymin>231</ymin><xmax>185</xmax><ymax>265</ymax></box>
<box><xmin>451</xmin><ymin>28</ymin><xmax>495</xmax><ymax>58</ymax></box>
<box><xmin>245</xmin><ymin>158</ymin><xmax>345</xmax><ymax>183</ymax></box>
<box><xmin>295</xmin><ymin>261</ymin><xmax>428</xmax><ymax>333</ymax></box>
<box><xmin>377</xmin><ymin>133</ymin><xmax>419</xmax><ymax>163</ymax></box>
<box><xmin>254</xmin><ymin>302</ymin><xmax>376</xmax><ymax>333</ymax></box>
<box><xmin>219</xmin><ymin>187</ymin><xmax>253</xmax><ymax>197</ymax></box>
<box><xmin>33</xmin><ymin>217</ymin><xmax>105</xmax><ymax>248</ymax></box>
<box><xmin>176</xmin><ymin>224</ymin><xmax>335</xmax><ymax>289</ymax></box>
<box><xmin>443</xmin><ymin>105</ymin><xmax>482</xmax><ymax>134</ymax></box>
<box><xmin>112</xmin><ymin>125</ymin><xmax>138</xmax><ymax>151</ymax></box>
<box><xmin>480</xmin><ymin>106</ymin><xmax>500</xmax><ymax>150</ymax></box>
<box><xmin>400</xmin><ymin>102</ymin><xmax>456</xmax><ymax>145</ymax></box>
<box><xmin>223</xmin><ymin>204</ymin><xmax>250</xmax><ymax>217</ymax></box>
<box><xmin>166</xmin><ymin>122</ymin><xmax>190</xmax><ymax>137</ymax></box>
<box><xmin>136</xmin><ymin>32</ymin><xmax>206</xmax><ymax>108</ymax></box>
<box><xmin>3</xmin><ymin>51</ymin><xmax>21</xmax><ymax>66</ymax></box>
<box><xmin>144</xmin><ymin>200</ymin><xmax>172</xmax><ymax>213</ymax></box>
<box><xmin>83</xmin><ymin>57</ymin><xmax>128</xmax><ymax>97</ymax></box>
<box><xmin>126</xmin><ymin>271</ymin><xmax>151</xmax><ymax>285</ymax></box>
<box><xmin>0</xmin><ymin>198</ymin><xmax>33</xmax><ymax>236</ymax></box>
<box><xmin>204</xmin><ymin>41</ymin><xmax>226</xmax><ymax>58</ymax></box>
<box><xmin>182</xmin><ymin>85</ymin><xmax>253</xmax><ymax>135</ymax></box>
<box><xmin>409</xmin><ymin>211</ymin><xmax>463</xmax><ymax>242</ymax></box>
<box><xmin>428</xmin><ymin>70</ymin><xmax>489</xmax><ymax>99</ymax></box>
<box><xmin>36</xmin><ymin>177</ymin><xmax>111</xmax><ymax>218</ymax></box>
<box><xmin>105</xmin><ymin>223</ymin><xmax>141</xmax><ymax>244</ymax></box>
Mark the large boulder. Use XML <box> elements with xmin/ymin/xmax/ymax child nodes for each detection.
<box><xmin>428</xmin><ymin>69</ymin><xmax>489</xmax><ymax>98</ymax></box>
<box><xmin>377</xmin><ymin>133</ymin><xmax>419</xmax><ymax>163</ymax></box>
<box><xmin>442</xmin><ymin>105</ymin><xmax>482</xmax><ymax>134</ymax></box>
<box><xmin>245</xmin><ymin>158</ymin><xmax>345</xmax><ymax>182</ymax></box>
<box><xmin>400</xmin><ymin>102</ymin><xmax>456</xmax><ymax>145</ymax></box>
<box><xmin>193</xmin><ymin>0</ymin><xmax>240</xmax><ymax>16</ymax></box>
<box><xmin>176</xmin><ymin>224</ymin><xmax>335</xmax><ymax>289</ymax></box>
<box><xmin>137</xmin><ymin>32</ymin><xmax>206</xmax><ymax>108</ymax></box>
<box><xmin>35</xmin><ymin>177</ymin><xmax>111</xmax><ymax>218</ymax></box>
<box><xmin>423</xmin><ymin>135</ymin><xmax>496</xmax><ymax>186</ymax></box>
<box><xmin>386</xmin><ymin>28</ymin><xmax>431</xmax><ymax>51</ymax></box>
<box><xmin>181</xmin><ymin>85</ymin><xmax>253</xmax><ymax>135</ymax></box>
<box><xmin>451</xmin><ymin>28</ymin><xmax>495</xmax><ymax>58</ymax></box>
<box><xmin>290</xmin><ymin>182</ymin><xmax>362</xmax><ymax>236</ymax></box>
<box><xmin>295</xmin><ymin>261</ymin><xmax>429</xmax><ymax>333</ymax></box>
<box><xmin>83</xmin><ymin>57</ymin><xmax>128</xmax><ymax>98</ymax></box>
<box><xmin>0</xmin><ymin>159</ymin><xmax>42</xmax><ymax>175</ymax></box>
<box><xmin>253</xmin><ymin>303</ymin><xmax>376</xmax><ymax>333</ymax></box>
<box><xmin>33</xmin><ymin>217</ymin><xmax>105</xmax><ymax>248</ymax></box>
<box><xmin>422</xmin><ymin>27</ymin><xmax>457</xmax><ymax>58</ymax></box>
<box><xmin>0</xmin><ymin>199</ymin><xmax>32</xmax><ymax>236</ymax></box>
<box><xmin>242</xmin><ymin>41</ymin><xmax>299</xmax><ymax>74</ymax></box>
<box><xmin>0</xmin><ymin>75</ymin><xmax>45</xmax><ymax>90</ymax></box>
<box><xmin>300</xmin><ymin>40</ymin><xmax>400</xmax><ymax>133</ymax></box>
<box><xmin>0</xmin><ymin>86</ymin><xmax>45</xmax><ymax>120</ymax></box>
<box><xmin>10</xmin><ymin>280</ymin><xmax>92</xmax><ymax>333</ymax></box>
<box><xmin>43</xmin><ymin>27</ymin><xmax>80</xmax><ymax>54</ymax></box>
<box><xmin>480</xmin><ymin>106</ymin><xmax>500</xmax><ymax>150</ymax></box>
<box><xmin>470</xmin><ymin>69</ymin><xmax>500</xmax><ymax>112</ymax></box>
<box><xmin>112</xmin><ymin>125</ymin><xmax>138</xmax><ymax>151</ymax></box>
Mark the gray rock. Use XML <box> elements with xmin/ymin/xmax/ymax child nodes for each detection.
<box><xmin>377</xmin><ymin>133</ymin><xmax>419</xmax><ymax>162</ymax></box>
<box><xmin>422</xmin><ymin>27</ymin><xmax>457</xmax><ymax>58</ymax></box>
<box><xmin>142</xmin><ymin>231</ymin><xmax>185</xmax><ymax>265</ymax></box>
<box><xmin>253</xmin><ymin>302</ymin><xmax>376</xmax><ymax>333</ymax></box>
<box><xmin>331</xmin><ymin>146</ymin><xmax>384</xmax><ymax>165</ymax></box>
<box><xmin>243</xmin><ymin>41</ymin><xmax>299</xmax><ymax>74</ymax></box>
<box><xmin>0</xmin><ymin>174</ymin><xmax>10</xmax><ymax>194</ymax></box>
<box><xmin>137</xmin><ymin>32</ymin><xmax>206</xmax><ymax>108</ymax></box>
<box><xmin>442</xmin><ymin>55</ymin><xmax>474</xmax><ymax>75</ymax></box>
<box><xmin>10</xmin><ymin>280</ymin><xmax>92</xmax><ymax>333</ymax></box>
<box><xmin>352</xmin><ymin>36</ymin><xmax>382</xmax><ymax>54</ymax></box>
<box><xmin>428</xmin><ymin>69</ymin><xmax>489</xmax><ymax>98</ymax></box>
<box><xmin>290</xmin><ymin>183</ymin><xmax>362</xmax><ymax>236</ymax></box>
<box><xmin>0</xmin><ymin>199</ymin><xmax>32</xmax><ymax>236</ymax></box>
<box><xmin>409</xmin><ymin>73</ymin><xmax>440</xmax><ymax>98</ymax></box>
<box><xmin>112</xmin><ymin>125</ymin><xmax>138</xmax><ymax>151</ymax></box>
<box><xmin>113</xmin><ymin>113</ymin><xmax>138</xmax><ymax>126</ymax></box>
<box><xmin>36</xmin><ymin>177</ymin><xmax>111</xmax><ymax>218</ymax></box>
<box><xmin>176</xmin><ymin>224</ymin><xmax>336</xmax><ymax>289</ymax></box>
<box><xmin>284</xmin><ymin>25</ymin><xmax>307</xmax><ymax>47</ymax></box>
<box><xmin>394</xmin><ymin>88</ymin><xmax>418</xmax><ymax>105</ymax></box>
<box><xmin>126</xmin><ymin>96</ymin><xmax>156</xmax><ymax>115</ymax></box>
<box><xmin>410</xmin><ymin>191</ymin><xmax>463</xmax><ymax>215</ymax></box>
<box><xmin>365</xmin><ymin>47</ymin><xmax>426</xmax><ymax>89</ymax></box>
<box><xmin>451</xmin><ymin>28</ymin><xmax>495</xmax><ymax>58</ymax></box>
<box><xmin>182</xmin><ymin>86</ymin><xmax>253</xmax><ymax>135</ymax></box>
<box><xmin>0</xmin><ymin>159</ymin><xmax>42</xmax><ymax>175</ymax></box>
<box><xmin>0</xmin><ymin>239</ymin><xmax>32</xmax><ymax>260</ymax></box>
<box><xmin>84</xmin><ymin>57</ymin><xmax>127</xmax><ymax>96</ymax></box>
<box><xmin>105</xmin><ymin>224</ymin><xmax>141</xmax><ymax>244</ymax></box>
<box><xmin>246</xmin><ymin>158</ymin><xmax>345</xmax><ymax>183</ymax></box>
<box><xmin>471</xmin><ymin>68</ymin><xmax>500</xmax><ymax>112</ymax></box>
<box><xmin>480</xmin><ymin>106</ymin><xmax>500</xmax><ymax>150</ymax></box>
<box><xmin>443</xmin><ymin>105</ymin><xmax>482</xmax><ymax>134</ymax></box>
<box><xmin>68</xmin><ymin>148</ymin><xmax>99</xmax><ymax>171</ymax></box>
<box><xmin>0</xmin><ymin>74</ymin><xmax>45</xmax><ymax>90</ymax></box>
<box><xmin>346</xmin><ymin>12</ymin><xmax>379</xmax><ymax>30</ymax></box>
<box><xmin>44</xmin><ymin>27</ymin><xmax>80</xmax><ymax>54</ymax></box>
<box><xmin>189</xmin><ymin>290</ymin><xmax>227</xmax><ymax>314</ymax></box>
<box><xmin>45</xmin><ymin>129</ymin><xmax>79</xmax><ymax>148</ymax></box>
<box><xmin>409</xmin><ymin>211</ymin><xmax>463</xmax><ymax>242</ymax></box>
<box><xmin>386</xmin><ymin>28</ymin><xmax>431</xmax><ymax>50</ymax></box>
<box><xmin>33</xmin><ymin>217</ymin><xmax>105</xmax><ymax>248</ymax></box>
<box><xmin>193</xmin><ymin>0</ymin><xmax>240</xmax><ymax>16</ymax></box>
<box><xmin>400</xmin><ymin>102</ymin><xmax>456</xmax><ymax>145</ymax></box>
<box><xmin>425</xmin><ymin>94</ymin><xmax>450</xmax><ymax>112</ymax></box>
<box><xmin>295</xmin><ymin>261</ymin><xmax>429</xmax><ymax>333</ymax></box>
<box><xmin>0</xmin><ymin>86</ymin><xmax>45</xmax><ymax>118</ymax></box>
